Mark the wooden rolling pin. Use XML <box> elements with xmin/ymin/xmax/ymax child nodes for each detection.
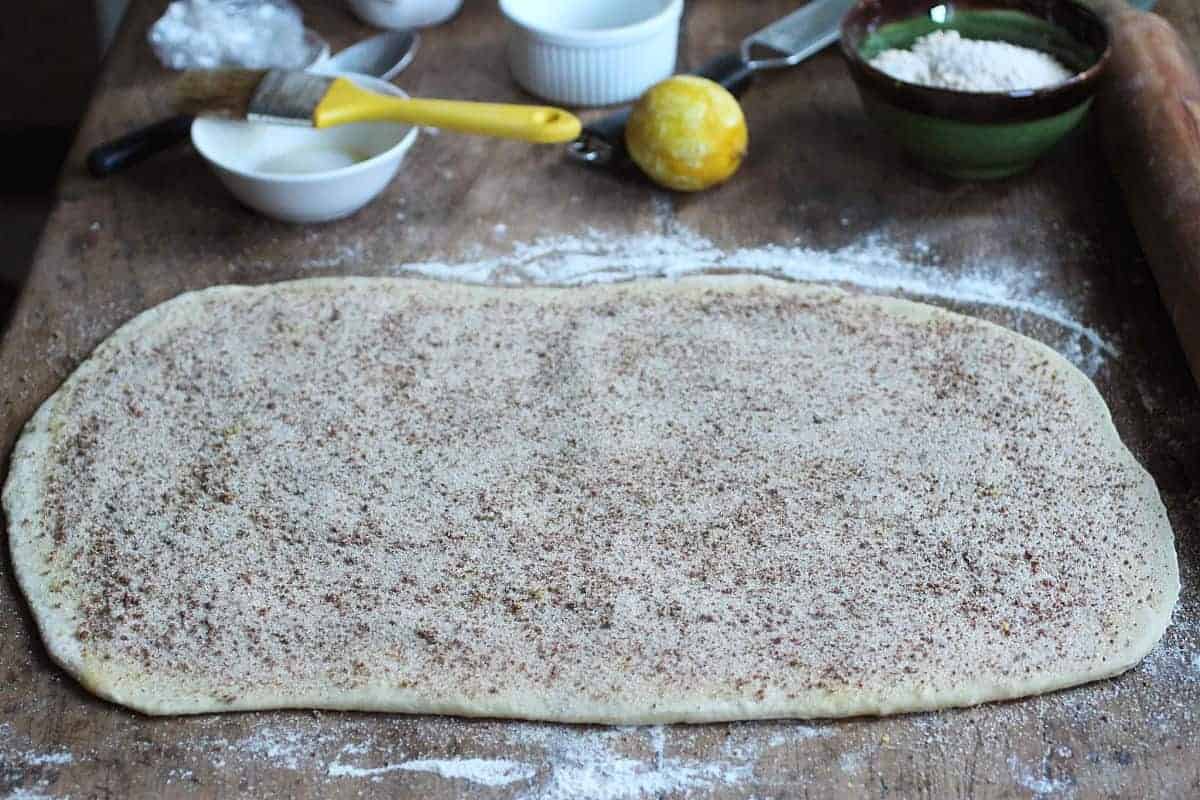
<box><xmin>1092</xmin><ymin>0</ymin><xmax>1200</xmax><ymax>386</ymax></box>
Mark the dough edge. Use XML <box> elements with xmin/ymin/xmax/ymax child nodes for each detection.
<box><xmin>3</xmin><ymin>274</ymin><xmax>1180</xmax><ymax>721</ymax></box>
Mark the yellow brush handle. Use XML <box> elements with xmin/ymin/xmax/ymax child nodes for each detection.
<box><xmin>314</xmin><ymin>78</ymin><xmax>581</xmax><ymax>144</ymax></box>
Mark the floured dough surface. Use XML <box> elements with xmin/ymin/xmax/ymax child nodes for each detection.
<box><xmin>3</xmin><ymin>276</ymin><xmax>1178</xmax><ymax>721</ymax></box>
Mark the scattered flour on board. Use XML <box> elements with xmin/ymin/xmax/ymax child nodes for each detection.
<box><xmin>0</xmin><ymin>710</ymin><xmax>840</xmax><ymax>798</ymax></box>
<box><xmin>838</xmin><ymin>750</ymin><xmax>866</xmax><ymax>774</ymax></box>
<box><xmin>375</xmin><ymin>226</ymin><xmax>1116</xmax><ymax>376</ymax></box>
<box><xmin>296</xmin><ymin>720</ymin><xmax>829</xmax><ymax>797</ymax></box>
<box><xmin>513</xmin><ymin>726</ymin><xmax>751</xmax><ymax>800</ymax></box>
<box><xmin>5</xmin><ymin>790</ymin><xmax>62</xmax><ymax>800</ymax></box>
<box><xmin>1008</xmin><ymin>753</ymin><xmax>1077</xmax><ymax>798</ymax></box>
<box><xmin>1</xmin><ymin>721</ymin><xmax>77</xmax><ymax>800</ymax></box>
<box><xmin>327</xmin><ymin>756</ymin><xmax>535</xmax><ymax>786</ymax></box>
<box><xmin>17</xmin><ymin>754</ymin><xmax>73</xmax><ymax>767</ymax></box>
<box><xmin>0</xmin><ymin>722</ymin><xmax>76</xmax><ymax>770</ymax></box>
<box><xmin>1138</xmin><ymin>610</ymin><xmax>1200</xmax><ymax>682</ymax></box>
<box><xmin>230</xmin><ymin>724</ymin><xmax>343</xmax><ymax>771</ymax></box>
<box><xmin>297</xmin><ymin>242</ymin><xmax>366</xmax><ymax>271</ymax></box>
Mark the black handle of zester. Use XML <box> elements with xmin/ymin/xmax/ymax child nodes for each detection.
<box><xmin>566</xmin><ymin>52</ymin><xmax>757</xmax><ymax>168</ymax></box>
<box><xmin>699</xmin><ymin>51</ymin><xmax>758</xmax><ymax>96</ymax></box>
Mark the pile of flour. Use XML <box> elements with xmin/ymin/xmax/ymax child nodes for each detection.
<box><xmin>870</xmin><ymin>30</ymin><xmax>1073</xmax><ymax>92</ymax></box>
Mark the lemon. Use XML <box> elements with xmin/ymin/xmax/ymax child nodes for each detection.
<box><xmin>625</xmin><ymin>75</ymin><xmax>749</xmax><ymax>192</ymax></box>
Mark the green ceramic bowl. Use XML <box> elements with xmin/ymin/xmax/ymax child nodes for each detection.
<box><xmin>840</xmin><ymin>0</ymin><xmax>1111</xmax><ymax>179</ymax></box>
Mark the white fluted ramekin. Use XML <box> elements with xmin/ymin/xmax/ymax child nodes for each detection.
<box><xmin>500</xmin><ymin>0</ymin><xmax>684</xmax><ymax>107</ymax></box>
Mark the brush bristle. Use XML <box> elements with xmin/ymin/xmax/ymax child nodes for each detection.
<box><xmin>175</xmin><ymin>69</ymin><xmax>267</xmax><ymax>118</ymax></box>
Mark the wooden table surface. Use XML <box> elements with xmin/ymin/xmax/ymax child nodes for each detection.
<box><xmin>3</xmin><ymin>1</ymin><xmax>1200</xmax><ymax>798</ymax></box>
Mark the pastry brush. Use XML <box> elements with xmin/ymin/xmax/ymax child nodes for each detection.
<box><xmin>176</xmin><ymin>69</ymin><xmax>581</xmax><ymax>144</ymax></box>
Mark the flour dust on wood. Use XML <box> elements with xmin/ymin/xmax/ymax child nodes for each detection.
<box><xmin>376</xmin><ymin>227</ymin><xmax>1116</xmax><ymax>376</ymax></box>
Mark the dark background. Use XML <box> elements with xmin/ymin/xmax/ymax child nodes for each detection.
<box><xmin>1</xmin><ymin>1</ymin><xmax>127</xmax><ymax>327</ymax></box>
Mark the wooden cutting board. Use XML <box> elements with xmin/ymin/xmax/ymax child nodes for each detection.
<box><xmin>2</xmin><ymin>1</ymin><xmax>1199</xmax><ymax>797</ymax></box>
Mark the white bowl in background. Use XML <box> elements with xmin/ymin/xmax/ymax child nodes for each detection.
<box><xmin>191</xmin><ymin>73</ymin><xmax>418</xmax><ymax>224</ymax></box>
<box><xmin>346</xmin><ymin>0</ymin><xmax>464</xmax><ymax>29</ymax></box>
<box><xmin>500</xmin><ymin>0</ymin><xmax>683</xmax><ymax>107</ymax></box>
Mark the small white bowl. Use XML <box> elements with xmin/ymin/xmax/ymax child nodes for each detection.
<box><xmin>191</xmin><ymin>74</ymin><xmax>418</xmax><ymax>223</ymax></box>
<box><xmin>345</xmin><ymin>0</ymin><xmax>464</xmax><ymax>29</ymax></box>
<box><xmin>500</xmin><ymin>0</ymin><xmax>683</xmax><ymax>107</ymax></box>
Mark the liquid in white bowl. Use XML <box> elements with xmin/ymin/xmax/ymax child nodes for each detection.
<box><xmin>255</xmin><ymin>148</ymin><xmax>369</xmax><ymax>175</ymax></box>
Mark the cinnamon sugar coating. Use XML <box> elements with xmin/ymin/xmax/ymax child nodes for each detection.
<box><xmin>4</xmin><ymin>277</ymin><xmax>1177</xmax><ymax>720</ymax></box>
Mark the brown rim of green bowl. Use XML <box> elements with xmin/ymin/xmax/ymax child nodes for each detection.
<box><xmin>839</xmin><ymin>0</ymin><xmax>1112</xmax><ymax>124</ymax></box>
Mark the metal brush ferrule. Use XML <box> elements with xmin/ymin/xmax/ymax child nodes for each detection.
<box><xmin>247</xmin><ymin>70</ymin><xmax>334</xmax><ymax>126</ymax></box>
